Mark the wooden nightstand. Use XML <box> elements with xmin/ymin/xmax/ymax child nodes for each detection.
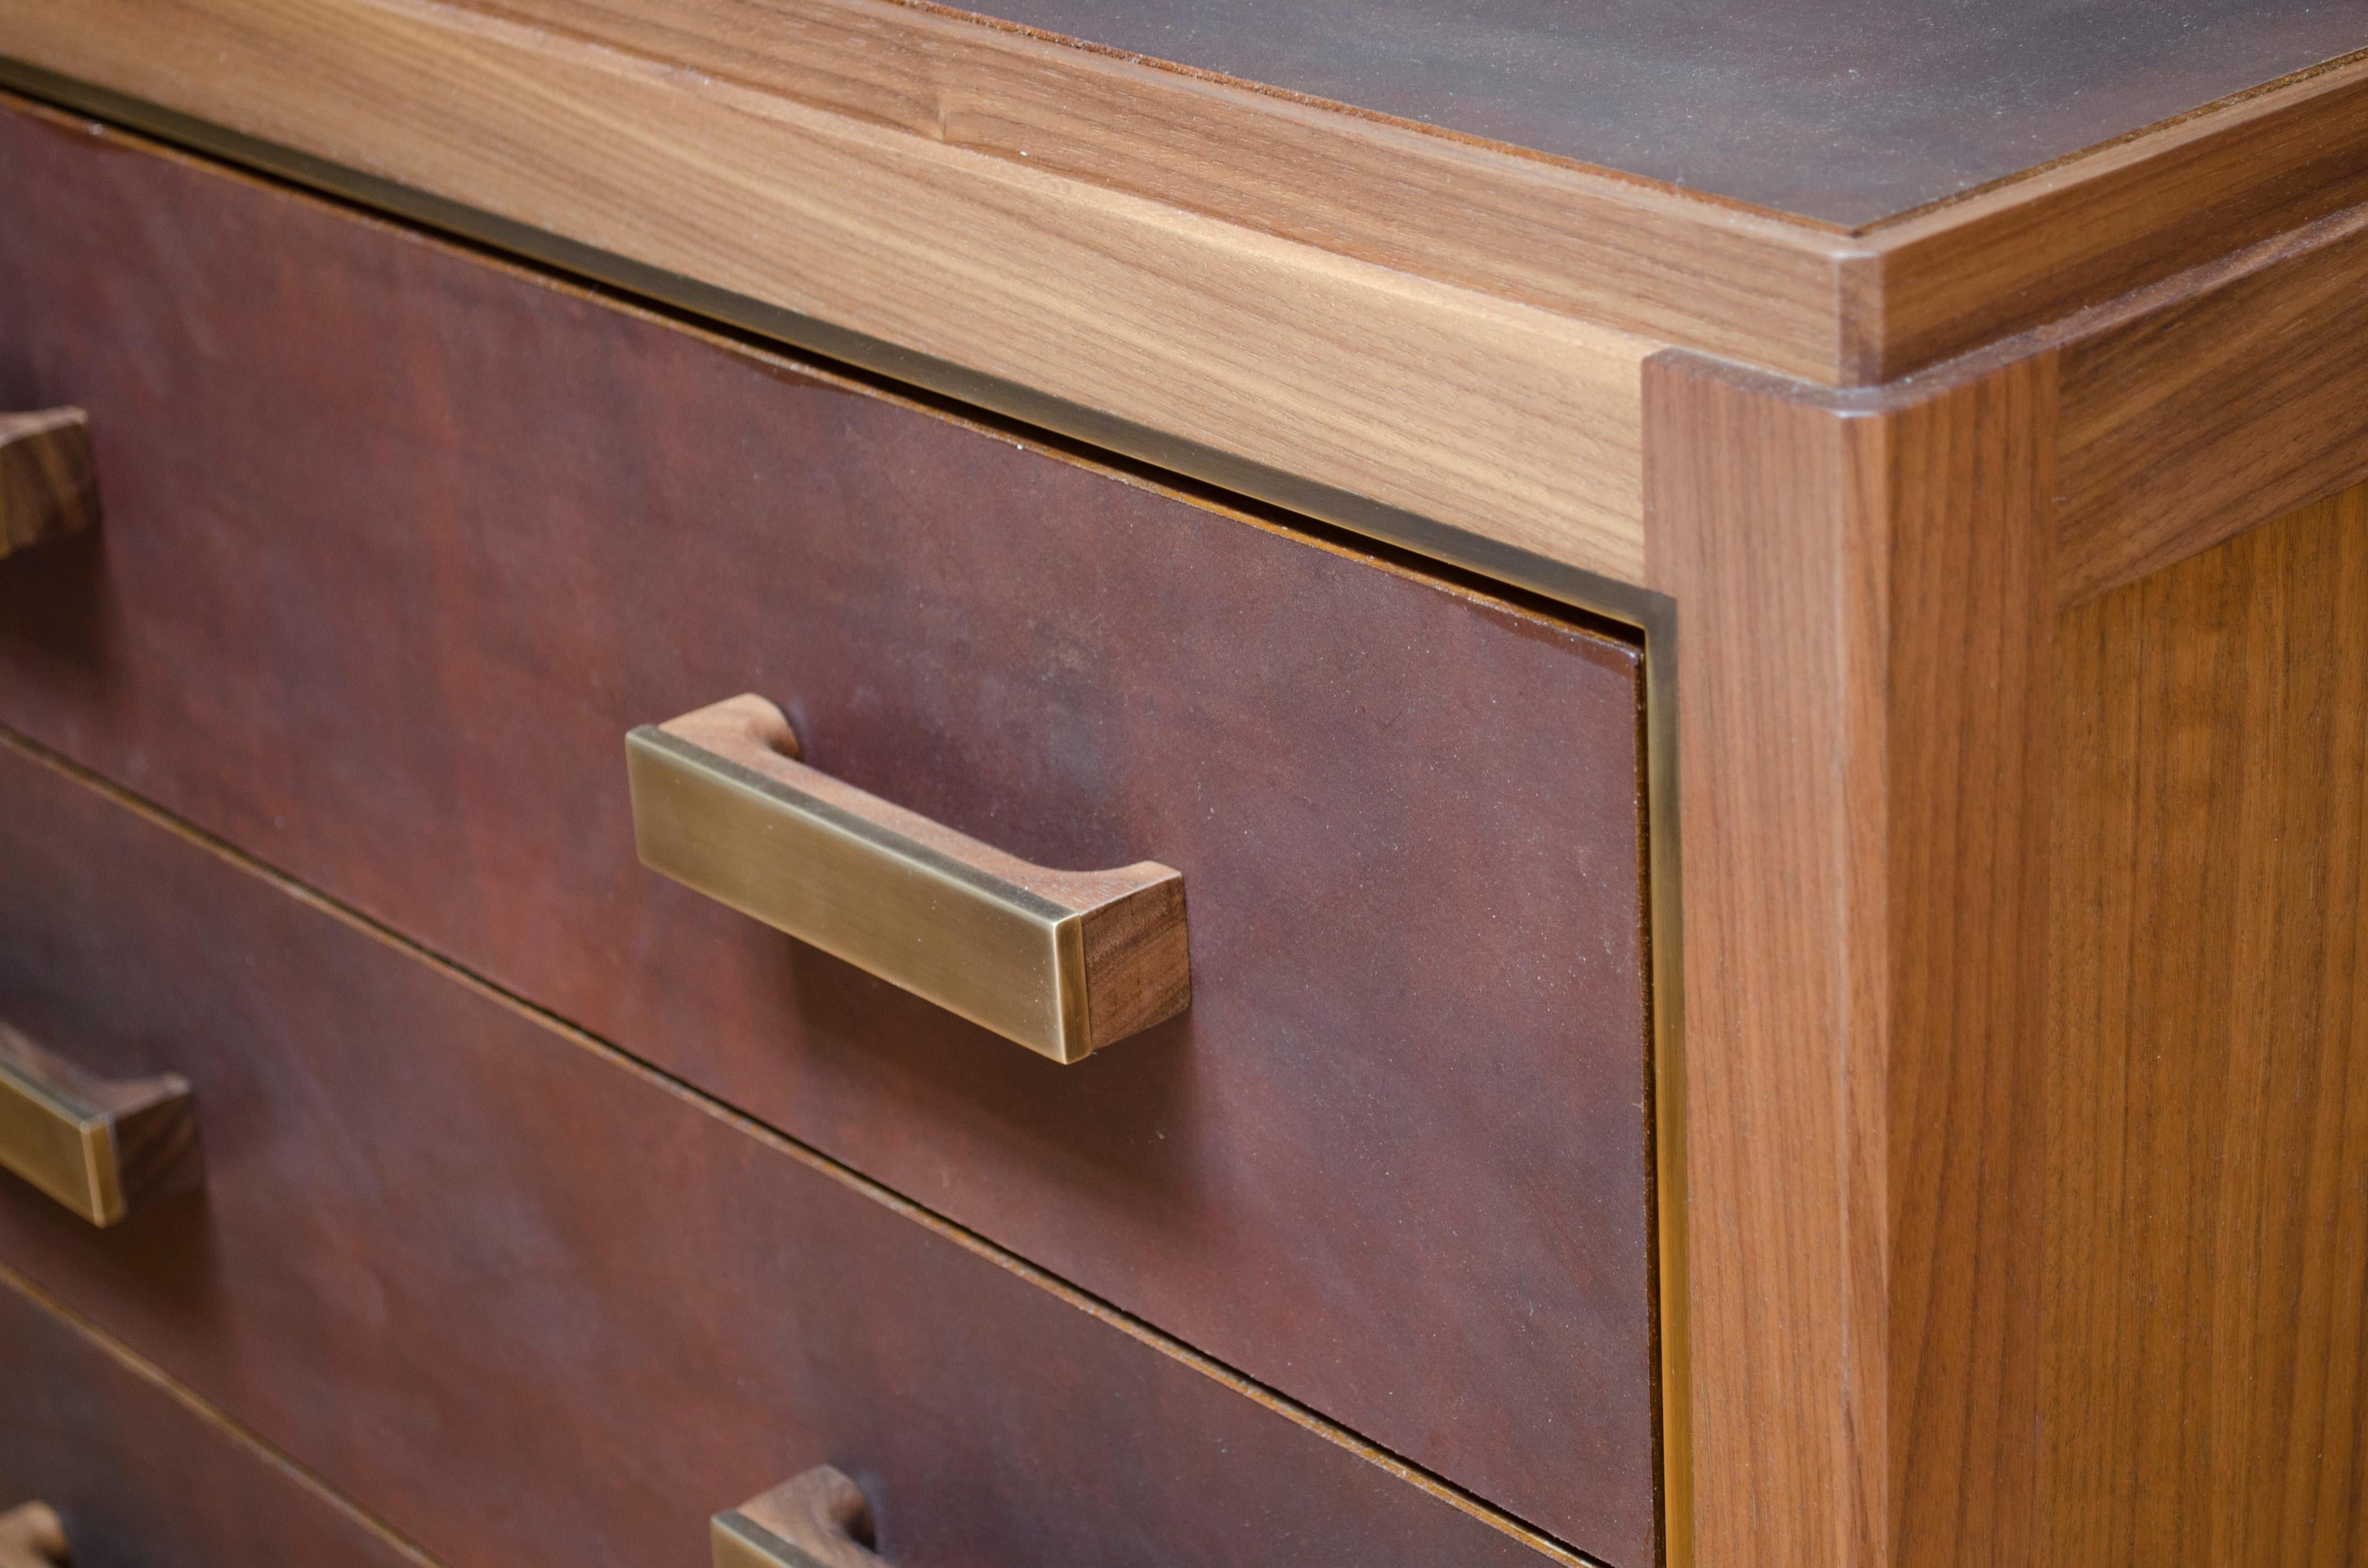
<box><xmin>0</xmin><ymin>6</ymin><xmax>2361</xmax><ymax>1567</ymax></box>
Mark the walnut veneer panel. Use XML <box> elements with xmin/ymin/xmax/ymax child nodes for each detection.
<box><xmin>2048</xmin><ymin>481</ymin><xmax>2368</xmax><ymax>1566</ymax></box>
<box><xmin>0</xmin><ymin>738</ymin><xmax>1577</xmax><ymax>1568</ymax></box>
<box><xmin>0</xmin><ymin>1271</ymin><xmax>430</xmax><ymax>1568</ymax></box>
<box><xmin>0</xmin><ymin>95</ymin><xmax>1656</xmax><ymax>1563</ymax></box>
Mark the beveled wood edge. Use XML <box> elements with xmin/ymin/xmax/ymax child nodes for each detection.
<box><xmin>1857</xmin><ymin>51</ymin><xmax>2368</xmax><ymax>381</ymax></box>
<box><xmin>0</xmin><ymin>727</ymin><xmax>1607</xmax><ymax>1568</ymax></box>
<box><xmin>0</xmin><ymin>1260</ymin><xmax>446</xmax><ymax>1566</ymax></box>
<box><xmin>5</xmin><ymin>1</ymin><xmax>2366</xmax><ymax>389</ymax></box>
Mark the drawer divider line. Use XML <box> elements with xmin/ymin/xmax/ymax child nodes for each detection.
<box><xmin>0</xmin><ymin>723</ymin><xmax>1617</xmax><ymax>1568</ymax></box>
<box><xmin>0</xmin><ymin>1256</ymin><xmax>449</xmax><ymax>1568</ymax></box>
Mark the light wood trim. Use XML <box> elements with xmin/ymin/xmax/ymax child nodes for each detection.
<box><xmin>0</xmin><ymin>0</ymin><xmax>1655</xmax><ymax>585</ymax></box>
<box><xmin>433</xmin><ymin>0</ymin><xmax>1855</xmax><ymax>380</ymax></box>
<box><xmin>1645</xmin><ymin>350</ymin><xmax>2057</xmax><ymax>1568</ymax></box>
<box><xmin>2055</xmin><ymin>200</ymin><xmax>2368</xmax><ymax>604</ymax></box>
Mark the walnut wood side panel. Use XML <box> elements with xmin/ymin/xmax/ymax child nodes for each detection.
<box><xmin>1645</xmin><ymin>351</ymin><xmax>2056</xmax><ymax>1568</ymax></box>
<box><xmin>2046</xmin><ymin>482</ymin><xmax>2368</xmax><ymax>1568</ymax></box>
<box><xmin>0</xmin><ymin>101</ymin><xmax>1657</xmax><ymax>1564</ymax></box>
<box><xmin>0</xmin><ymin>737</ymin><xmax>1584</xmax><ymax>1568</ymax></box>
<box><xmin>0</xmin><ymin>1268</ymin><xmax>431</xmax><ymax>1568</ymax></box>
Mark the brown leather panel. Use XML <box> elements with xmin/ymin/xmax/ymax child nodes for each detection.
<box><xmin>0</xmin><ymin>1273</ymin><xmax>424</xmax><ymax>1568</ymax></box>
<box><xmin>0</xmin><ymin>103</ymin><xmax>1654</xmax><ymax>1559</ymax></box>
<box><xmin>0</xmin><ymin>740</ymin><xmax>1566</xmax><ymax>1568</ymax></box>
<box><xmin>958</xmin><ymin>0</ymin><xmax>2360</xmax><ymax>225</ymax></box>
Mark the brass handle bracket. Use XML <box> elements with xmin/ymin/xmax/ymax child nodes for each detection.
<box><xmin>0</xmin><ymin>1501</ymin><xmax>67</xmax><ymax>1568</ymax></box>
<box><xmin>629</xmin><ymin>694</ymin><xmax>1189</xmax><ymax>1063</ymax></box>
<box><xmin>713</xmin><ymin>1467</ymin><xmax>885</xmax><ymax>1568</ymax></box>
<box><xmin>0</xmin><ymin>1023</ymin><xmax>201</xmax><ymax>1226</ymax></box>
<box><xmin>0</xmin><ymin>408</ymin><xmax>99</xmax><ymax>558</ymax></box>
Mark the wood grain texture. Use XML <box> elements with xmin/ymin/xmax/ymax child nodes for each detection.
<box><xmin>1862</xmin><ymin>56</ymin><xmax>2368</xmax><ymax>382</ymax></box>
<box><xmin>0</xmin><ymin>408</ymin><xmax>96</xmax><ymax>559</ymax></box>
<box><xmin>0</xmin><ymin>101</ymin><xmax>1659</xmax><ymax>1565</ymax></box>
<box><xmin>2056</xmin><ymin>200</ymin><xmax>2368</xmax><ymax>605</ymax></box>
<box><xmin>0</xmin><ymin>10</ymin><xmax>1655</xmax><ymax>582</ymax></box>
<box><xmin>1644</xmin><ymin>350</ymin><xmax>2056</xmax><ymax>1568</ymax></box>
<box><xmin>3</xmin><ymin>1</ymin><xmax>2364</xmax><ymax>406</ymax></box>
<box><xmin>1878</xmin><ymin>361</ymin><xmax>2055</xmax><ymax>1568</ymax></box>
<box><xmin>0</xmin><ymin>733</ymin><xmax>1588</xmax><ymax>1568</ymax></box>
<box><xmin>0</xmin><ymin>1267</ymin><xmax>433</xmax><ymax>1568</ymax></box>
<box><xmin>414</xmin><ymin>0</ymin><xmax>1853</xmax><ymax>378</ymax></box>
<box><xmin>2046</xmin><ymin>481</ymin><xmax>2368</xmax><ymax>1568</ymax></box>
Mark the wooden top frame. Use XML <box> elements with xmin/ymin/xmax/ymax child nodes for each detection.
<box><xmin>3</xmin><ymin>1</ymin><xmax>2367</xmax><ymax>591</ymax></box>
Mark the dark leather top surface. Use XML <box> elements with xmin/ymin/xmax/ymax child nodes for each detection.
<box><xmin>965</xmin><ymin>0</ymin><xmax>2365</xmax><ymax>226</ymax></box>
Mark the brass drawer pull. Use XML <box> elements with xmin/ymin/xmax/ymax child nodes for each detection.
<box><xmin>0</xmin><ymin>407</ymin><xmax>99</xmax><ymax>558</ymax></box>
<box><xmin>0</xmin><ymin>1501</ymin><xmax>66</xmax><ymax>1568</ymax></box>
<box><xmin>0</xmin><ymin>1023</ymin><xmax>202</xmax><ymax>1226</ymax></box>
<box><xmin>628</xmin><ymin>695</ymin><xmax>1189</xmax><ymax>1063</ymax></box>
<box><xmin>713</xmin><ymin>1467</ymin><xmax>884</xmax><ymax>1568</ymax></box>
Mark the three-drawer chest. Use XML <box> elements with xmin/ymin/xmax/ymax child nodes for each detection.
<box><xmin>1</xmin><ymin>5</ymin><xmax>2365</xmax><ymax>1567</ymax></box>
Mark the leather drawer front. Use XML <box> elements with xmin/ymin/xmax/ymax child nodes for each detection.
<box><xmin>0</xmin><ymin>100</ymin><xmax>1655</xmax><ymax>1561</ymax></box>
<box><xmin>0</xmin><ymin>740</ymin><xmax>1569</xmax><ymax>1568</ymax></box>
<box><xmin>0</xmin><ymin>1271</ymin><xmax>423</xmax><ymax>1568</ymax></box>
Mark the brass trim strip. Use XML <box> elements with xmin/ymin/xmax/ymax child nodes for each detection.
<box><xmin>0</xmin><ymin>64</ymin><xmax>1690</xmax><ymax>1568</ymax></box>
